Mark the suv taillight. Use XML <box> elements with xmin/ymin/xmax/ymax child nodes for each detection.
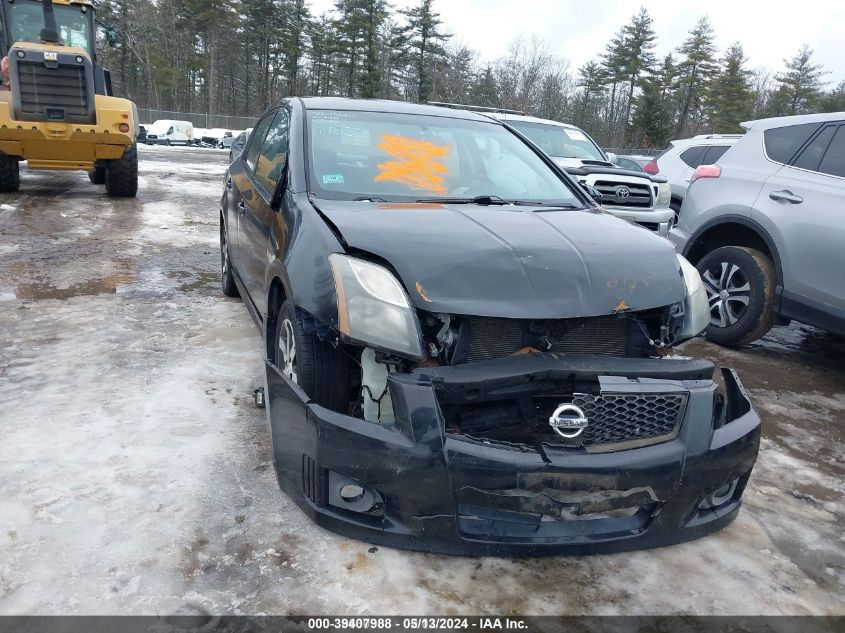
<box><xmin>643</xmin><ymin>160</ymin><xmax>659</xmax><ymax>174</ymax></box>
<box><xmin>690</xmin><ymin>164</ymin><xmax>721</xmax><ymax>184</ymax></box>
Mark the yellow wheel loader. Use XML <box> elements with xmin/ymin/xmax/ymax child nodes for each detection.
<box><xmin>0</xmin><ymin>0</ymin><xmax>138</xmax><ymax>196</ymax></box>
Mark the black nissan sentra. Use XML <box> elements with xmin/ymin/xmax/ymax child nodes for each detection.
<box><xmin>220</xmin><ymin>97</ymin><xmax>760</xmax><ymax>556</ymax></box>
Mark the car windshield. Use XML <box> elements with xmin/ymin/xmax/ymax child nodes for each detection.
<box><xmin>506</xmin><ymin>121</ymin><xmax>606</xmax><ymax>161</ymax></box>
<box><xmin>306</xmin><ymin>109</ymin><xmax>582</xmax><ymax>205</ymax></box>
<box><xmin>9</xmin><ymin>2</ymin><xmax>92</xmax><ymax>54</ymax></box>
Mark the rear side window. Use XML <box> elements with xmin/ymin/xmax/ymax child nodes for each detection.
<box><xmin>679</xmin><ymin>146</ymin><xmax>707</xmax><ymax>168</ymax></box>
<box><xmin>817</xmin><ymin>125</ymin><xmax>845</xmax><ymax>178</ymax></box>
<box><xmin>764</xmin><ymin>123</ymin><xmax>821</xmax><ymax>164</ymax></box>
<box><xmin>792</xmin><ymin>126</ymin><xmax>837</xmax><ymax>172</ymax></box>
<box><xmin>702</xmin><ymin>145</ymin><xmax>730</xmax><ymax>164</ymax></box>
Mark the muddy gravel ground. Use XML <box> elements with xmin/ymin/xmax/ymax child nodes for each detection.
<box><xmin>0</xmin><ymin>146</ymin><xmax>843</xmax><ymax>616</ymax></box>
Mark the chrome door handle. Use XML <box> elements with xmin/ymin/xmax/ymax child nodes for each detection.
<box><xmin>237</xmin><ymin>200</ymin><xmax>246</xmax><ymax>214</ymax></box>
<box><xmin>769</xmin><ymin>190</ymin><xmax>803</xmax><ymax>204</ymax></box>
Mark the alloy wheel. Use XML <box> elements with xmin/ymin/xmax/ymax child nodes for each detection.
<box><xmin>279</xmin><ymin>318</ymin><xmax>298</xmax><ymax>384</ymax></box>
<box><xmin>701</xmin><ymin>261</ymin><xmax>751</xmax><ymax>328</ymax></box>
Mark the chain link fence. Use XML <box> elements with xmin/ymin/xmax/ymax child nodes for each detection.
<box><xmin>137</xmin><ymin>109</ymin><xmax>256</xmax><ymax>131</ymax></box>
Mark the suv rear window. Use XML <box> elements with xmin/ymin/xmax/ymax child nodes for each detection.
<box><xmin>818</xmin><ymin>125</ymin><xmax>845</xmax><ymax>178</ymax></box>
<box><xmin>702</xmin><ymin>145</ymin><xmax>730</xmax><ymax>163</ymax></box>
<box><xmin>764</xmin><ymin>123</ymin><xmax>821</xmax><ymax>164</ymax></box>
<box><xmin>679</xmin><ymin>146</ymin><xmax>707</xmax><ymax>168</ymax></box>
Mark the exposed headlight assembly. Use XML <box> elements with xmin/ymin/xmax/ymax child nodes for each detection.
<box><xmin>329</xmin><ymin>254</ymin><xmax>425</xmax><ymax>359</ymax></box>
<box><xmin>655</xmin><ymin>182</ymin><xmax>671</xmax><ymax>208</ymax></box>
<box><xmin>676</xmin><ymin>254</ymin><xmax>710</xmax><ymax>340</ymax></box>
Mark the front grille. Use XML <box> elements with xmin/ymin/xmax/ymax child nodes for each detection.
<box><xmin>593</xmin><ymin>180</ymin><xmax>653</xmax><ymax>208</ymax></box>
<box><xmin>466</xmin><ymin>318</ymin><xmax>523</xmax><ymax>362</ymax></box>
<box><xmin>550</xmin><ymin>316</ymin><xmax>628</xmax><ymax>356</ymax></box>
<box><xmin>16</xmin><ymin>60</ymin><xmax>91</xmax><ymax>122</ymax></box>
<box><xmin>572</xmin><ymin>392</ymin><xmax>687</xmax><ymax>450</ymax></box>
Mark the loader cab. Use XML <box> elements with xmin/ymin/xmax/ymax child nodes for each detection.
<box><xmin>0</xmin><ymin>0</ymin><xmax>112</xmax><ymax>95</ymax></box>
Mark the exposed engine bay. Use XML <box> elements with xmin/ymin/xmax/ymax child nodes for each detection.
<box><xmin>341</xmin><ymin>303</ymin><xmax>692</xmax><ymax>440</ymax></box>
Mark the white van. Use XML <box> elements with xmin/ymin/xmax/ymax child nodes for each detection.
<box><xmin>145</xmin><ymin>120</ymin><xmax>193</xmax><ymax>146</ymax></box>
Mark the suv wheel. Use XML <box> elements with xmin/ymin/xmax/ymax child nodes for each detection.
<box><xmin>274</xmin><ymin>301</ymin><xmax>350</xmax><ymax>411</ymax></box>
<box><xmin>697</xmin><ymin>246</ymin><xmax>775</xmax><ymax>346</ymax></box>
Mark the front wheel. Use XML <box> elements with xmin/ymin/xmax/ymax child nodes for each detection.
<box><xmin>274</xmin><ymin>301</ymin><xmax>350</xmax><ymax>411</ymax></box>
<box><xmin>0</xmin><ymin>156</ymin><xmax>20</xmax><ymax>192</ymax></box>
<box><xmin>696</xmin><ymin>246</ymin><xmax>775</xmax><ymax>346</ymax></box>
<box><xmin>105</xmin><ymin>143</ymin><xmax>138</xmax><ymax>198</ymax></box>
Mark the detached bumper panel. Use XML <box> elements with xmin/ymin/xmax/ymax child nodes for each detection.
<box><xmin>264</xmin><ymin>354</ymin><xmax>760</xmax><ymax>556</ymax></box>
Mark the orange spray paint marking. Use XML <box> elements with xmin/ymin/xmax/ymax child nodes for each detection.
<box><xmin>375</xmin><ymin>134</ymin><xmax>450</xmax><ymax>194</ymax></box>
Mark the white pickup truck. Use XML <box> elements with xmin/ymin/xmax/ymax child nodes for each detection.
<box><xmin>487</xmin><ymin>112</ymin><xmax>675</xmax><ymax>236</ymax></box>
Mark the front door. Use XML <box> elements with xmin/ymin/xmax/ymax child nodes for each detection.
<box><xmin>752</xmin><ymin>122</ymin><xmax>845</xmax><ymax>323</ymax></box>
<box><xmin>239</xmin><ymin>108</ymin><xmax>291</xmax><ymax>317</ymax></box>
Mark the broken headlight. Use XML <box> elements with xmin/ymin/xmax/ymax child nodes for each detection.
<box><xmin>329</xmin><ymin>254</ymin><xmax>425</xmax><ymax>359</ymax></box>
<box><xmin>675</xmin><ymin>254</ymin><xmax>710</xmax><ymax>340</ymax></box>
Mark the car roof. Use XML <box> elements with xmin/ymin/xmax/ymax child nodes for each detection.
<box><xmin>741</xmin><ymin>111</ymin><xmax>845</xmax><ymax>131</ymax></box>
<box><xmin>669</xmin><ymin>135</ymin><xmax>742</xmax><ymax>148</ymax></box>
<box><xmin>484</xmin><ymin>111</ymin><xmax>584</xmax><ymax>131</ymax></box>
<box><xmin>298</xmin><ymin>97</ymin><xmax>496</xmax><ymax>122</ymax></box>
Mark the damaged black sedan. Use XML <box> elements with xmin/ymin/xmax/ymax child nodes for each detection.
<box><xmin>219</xmin><ymin>98</ymin><xmax>760</xmax><ymax>556</ymax></box>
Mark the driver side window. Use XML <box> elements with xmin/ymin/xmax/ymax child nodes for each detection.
<box><xmin>255</xmin><ymin>109</ymin><xmax>290</xmax><ymax>194</ymax></box>
<box><xmin>244</xmin><ymin>112</ymin><xmax>276</xmax><ymax>171</ymax></box>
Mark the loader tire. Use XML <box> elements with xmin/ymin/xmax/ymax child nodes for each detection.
<box><xmin>105</xmin><ymin>143</ymin><xmax>138</xmax><ymax>198</ymax></box>
<box><xmin>88</xmin><ymin>163</ymin><xmax>106</xmax><ymax>184</ymax></box>
<box><xmin>0</xmin><ymin>156</ymin><xmax>20</xmax><ymax>193</ymax></box>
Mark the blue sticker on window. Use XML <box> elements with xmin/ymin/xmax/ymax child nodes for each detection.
<box><xmin>322</xmin><ymin>174</ymin><xmax>344</xmax><ymax>184</ymax></box>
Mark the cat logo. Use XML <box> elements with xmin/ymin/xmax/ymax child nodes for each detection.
<box><xmin>43</xmin><ymin>51</ymin><xmax>58</xmax><ymax>62</ymax></box>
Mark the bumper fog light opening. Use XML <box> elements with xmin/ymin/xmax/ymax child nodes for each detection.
<box><xmin>699</xmin><ymin>478</ymin><xmax>739</xmax><ymax>510</ymax></box>
<box><xmin>328</xmin><ymin>471</ymin><xmax>383</xmax><ymax>515</ymax></box>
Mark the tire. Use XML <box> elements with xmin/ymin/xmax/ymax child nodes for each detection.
<box><xmin>88</xmin><ymin>163</ymin><xmax>106</xmax><ymax>184</ymax></box>
<box><xmin>275</xmin><ymin>300</ymin><xmax>350</xmax><ymax>411</ymax></box>
<box><xmin>165</xmin><ymin>139</ymin><xmax>171</xmax><ymax>146</ymax></box>
<box><xmin>696</xmin><ymin>246</ymin><xmax>775</xmax><ymax>346</ymax></box>
<box><xmin>0</xmin><ymin>156</ymin><xmax>20</xmax><ymax>192</ymax></box>
<box><xmin>105</xmin><ymin>143</ymin><xmax>138</xmax><ymax>198</ymax></box>
<box><xmin>220</xmin><ymin>220</ymin><xmax>239</xmax><ymax>298</ymax></box>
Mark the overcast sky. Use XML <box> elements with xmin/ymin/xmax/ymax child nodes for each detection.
<box><xmin>309</xmin><ymin>0</ymin><xmax>845</xmax><ymax>83</ymax></box>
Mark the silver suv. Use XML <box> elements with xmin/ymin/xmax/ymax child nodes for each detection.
<box><xmin>670</xmin><ymin>112</ymin><xmax>845</xmax><ymax>345</ymax></box>
<box><xmin>650</xmin><ymin>134</ymin><xmax>742</xmax><ymax>214</ymax></box>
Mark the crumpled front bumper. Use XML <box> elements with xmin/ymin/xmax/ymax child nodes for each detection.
<box><xmin>264</xmin><ymin>354</ymin><xmax>760</xmax><ymax>556</ymax></box>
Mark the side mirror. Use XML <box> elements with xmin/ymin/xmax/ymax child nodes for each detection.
<box><xmin>583</xmin><ymin>185</ymin><xmax>602</xmax><ymax>205</ymax></box>
<box><xmin>105</xmin><ymin>26</ymin><xmax>118</xmax><ymax>47</ymax></box>
<box><xmin>606</xmin><ymin>152</ymin><xmax>618</xmax><ymax>165</ymax></box>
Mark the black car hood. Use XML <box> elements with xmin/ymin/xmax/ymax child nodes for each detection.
<box><xmin>316</xmin><ymin>200</ymin><xmax>685</xmax><ymax>319</ymax></box>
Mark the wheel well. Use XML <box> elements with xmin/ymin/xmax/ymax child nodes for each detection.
<box><xmin>265</xmin><ymin>277</ymin><xmax>287</xmax><ymax>360</ymax></box>
<box><xmin>686</xmin><ymin>222</ymin><xmax>779</xmax><ymax>282</ymax></box>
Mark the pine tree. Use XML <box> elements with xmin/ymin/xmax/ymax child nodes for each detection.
<box><xmin>630</xmin><ymin>74</ymin><xmax>672</xmax><ymax>148</ymax></box>
<box><xmin>674</xmin><ymin>16</ymin><xmax>718</xmax><ymax>137</ymax></box>
<box><xmin>707</xmin><ymin>43</ymin><xmax>753</xmax><ymax>133</ymax></box>
<box><xmin>774</xmin><ymin>45</ymin><xmax>828</xmax><ymax>115</ymax></box>
<box><xmin>400</xmin><ymin>0</ymin><xmax>450</xmax><ymax>102</ymax></box>
<box><xmin>620</xmin><ymin>7</ymin><xmax>657</xmax><ymax>144</ymax></box>
<box><xmin>353</xmin><ymin>0</ymin><xmax>387</xmax><ymax>98</ymax></box>
<box><xmin>470</xmin><ymin>65</ymin><xmax>498</xmax><ymax>107</ymax></box>
<box><xmin>279</xmin><ymin>0</ymin><xmax>311</xmax><ymax>95</ymax></box>
<box><xmin>819</xmin><ymin>80</ymin><xmax>845</xmax><ymax>113</ymax></box>
<box><xmin>600</xmin><ymin>28</ymin><xmax>629</xmax><ymax>143</ymax></box>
